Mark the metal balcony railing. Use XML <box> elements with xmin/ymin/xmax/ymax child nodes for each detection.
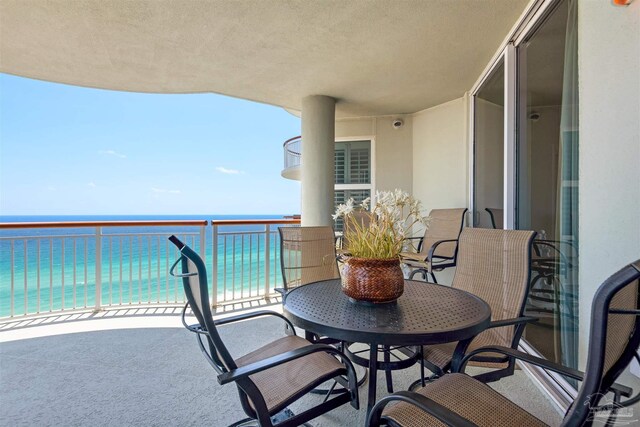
<box><xmin>0</xmin><ymin>218</ymin><xmax>300</xmax><ymax>319</ymax></box>
<box><xmin>283</xmin><ymin>135</ymin><xmax>301</xmax><ymax>171</ymax></box>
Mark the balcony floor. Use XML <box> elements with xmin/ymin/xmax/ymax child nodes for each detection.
<box><xmin>0</xmin><ymin>308</ymin><xmax>562</xmax><ymax>426</ymax></box>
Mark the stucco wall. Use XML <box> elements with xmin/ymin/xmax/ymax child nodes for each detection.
<box><xmin>335</xmin><ymin>116</ymin><xmax>413</xmax><ymax>195</ymax></box>
<box><xmin>412</xmin><ymin>97</ymin><xmax>469</xmax><ymax>215</ymax></box>
<box><xmin>411</xmin><ymin>97</ymin><xmax>469</xmax><ymax>284</ymax></box>
<box><xmin>578</xmin><ymin>0</ymin><xmax>640</xmax><ymax>371</ymax></box>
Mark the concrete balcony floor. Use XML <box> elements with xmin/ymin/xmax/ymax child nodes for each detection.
<box><xmin>1</xmin><ymin>306</ymin><xmax>562</xmax><ymax>426</ymax></box>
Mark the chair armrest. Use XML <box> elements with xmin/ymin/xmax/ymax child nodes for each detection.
<box><xmin>426</xmin><ymin>239</ymin><xmax>459</xmax><ymax>262</ymax></box>
<box><xmin>366</xmin><ymin>391</ymin><xmax>478</xmax><ymax>427</ymax></box>
<box><xmin>487</xmin><ymin>316</ymin><xmax>538</xmax><ymax>329</ymax></box>
<box><xmin>461</xmin><ymin>345</ymin><xmax>633</xmax><ymax>398</ymax></box>
<box><xmin>214</xmin><ymin>310</ymin><xmax>295</xmax><ymax>332</ymax></box>
<box><xmin>460</xmin><ymin>345</ymin><xmax>583</xmax><ymax>381</ymax></box>
<box><xmin>217</xmin><ymin>343</ymin><xmax>348</xmax><ymax>385</ymax></box>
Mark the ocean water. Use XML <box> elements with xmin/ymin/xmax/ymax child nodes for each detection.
<box><xmin>0</xmin><ymin>215</ymin><xmax>292</xmax><ymax>317</ymax></box>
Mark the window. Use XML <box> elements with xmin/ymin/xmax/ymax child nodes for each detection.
<box><xmin>334</xmin><ymin>140</ymin><xmax>372</xmax><ymax>231</ymax></box>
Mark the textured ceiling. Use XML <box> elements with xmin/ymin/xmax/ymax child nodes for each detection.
<box><xmin>0</xmin><ymin>0</ymin><xmax>530</xmax><ymax>117</ymax></box>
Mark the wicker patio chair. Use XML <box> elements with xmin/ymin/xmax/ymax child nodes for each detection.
<box><xmin>368</xmin><ymin>259</ymin><xmax>640</xmax><ymax>427</ymax></box>
<box><xmin>168</xmin><ymin>235</ymin><xmax>359</xmax><ymax>427</ymax></box>
<box><xmin>485</xmin><ymin>207</ymin><xmax>503</xmax><ymax>229</ymax></box>
<box><xmin>400</xmin><ymin>208</ymin><xmax>467</xmax><ymax>283</ymax></box>
<box><xmin>277</xmin><ymin>226</ymin><xmax>340</xmax><ymax>297</ymax></box>
<box><xmin>405</xmin><ymin>228</ymin><xmax>538</xmax><ymax>388</ymax></box>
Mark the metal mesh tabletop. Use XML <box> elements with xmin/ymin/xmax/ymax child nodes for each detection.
<box><xmin>284</xmin><ymin>279</ymin><xmax>491</xmax><ymax>346</ymax></box>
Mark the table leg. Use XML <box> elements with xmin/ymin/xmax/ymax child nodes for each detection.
<box><xmin>450</xmin><ymin>337</ymin><xmax>473</xmax><ymax>373</ymax></box>
<box><xmin>367</xmin><ymin>343</ymin><xmax>379</xmax><ymax>415</ymax></box>
<box><xmin>384</xmin><ymin>345</ymin><xmax>393</xmax><ymax>393</ymax></box>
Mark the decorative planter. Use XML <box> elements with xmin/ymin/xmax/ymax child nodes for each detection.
<box><xmin>341</xmin><ymin>257</ymin><xmax>404</xmax><ymax>304</ymax></box>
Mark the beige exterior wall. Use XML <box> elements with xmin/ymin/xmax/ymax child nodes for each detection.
<box><xmin>578</xmin><ymin>0</ymin><xmax>640</xmax><ymax>371</ymax></box>
<box><xmin>411</xmin><ymin>96</ymin><xmax>469</xmax><ymax>284</ymax></box>
<box><xmin>335</xmin><ymin>116</ymin><xmax>413</xmax><ymax>195</ymax></box>
<box><xmin>412</xmin><ymin>97</ymin><xmax>469</xmax><ymax>215</ymax></box>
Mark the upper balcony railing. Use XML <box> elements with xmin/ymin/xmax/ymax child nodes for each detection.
<box><xmin>0</xmin><ymin>218</ymin><xmax>300</xmax><ymax>319</ymax></box>
<box><xmin>282</xmin><ymin>135</ymin><xmax>301</xmax><ymax>180</ymax></box>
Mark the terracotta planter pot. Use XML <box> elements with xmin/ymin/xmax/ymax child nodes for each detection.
<box><xmin>341</xmin><ymin>257</ymin><xmax>404</xmax><ymax>303</ymax></box>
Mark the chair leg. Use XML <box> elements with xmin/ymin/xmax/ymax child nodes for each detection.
<box><xmin>227</xmin><ymin>417</ymin><xmax>258</xmax><ymax>427</ymax></box>
<box><xmin>429</xmin><ymin>271</ymin><xmax>438</xmax><ymax>284</ymax></box>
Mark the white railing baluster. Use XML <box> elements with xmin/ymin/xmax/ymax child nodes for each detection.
<box><xmin>129</xmin><ymin>237</ymin><xmax>133</xmax><ymax>305</ymax></box>
<box><xmin>72</xmin><ymin>239</ymin><xmax>77</xmax><ymax>309</ymax></box>
<box><xmin>119</xmin><ymin>238</ymin><xmax>123</xmax><ymax>306</ymax></box>
<box><xmin>223</xmin><ymin>235</ymin><xmax>228</xmax><ymax>303</ymax></box>
<box><xmin>84</xmin><ymin>237</ymin><xmax>88</xmax><ymax>308</ymax></box>
<box><xmin>23</xmin><ymin>240</ymin><xmax>27</xmax><ymax>315</ymax></box>
<box><xmin>37</xmin><ymin>239</ymin><xmax>41</xmax><ymax>313</ymax></box>
<box><xmin>249</xmin><ymin>235</ymin><xmax>253</xmax><ymax>296</ymax></box>
<box><xmin>138</xmin><ymin>236</ymin><xmax>142</xmax><ymax>304</ymax></box>
<box><xmin>264</xmin><ymin>225</ymin><xmax>270</xmax><ymax>297</ymax></box>
<box><xmin>157</xmin><ymin>236</ymin><xmax>161</xmax><ymax>303</ymax></box>
<box><xmin>212</xmin><ymin>224</ymin><xmax>219</xmax><ymax>307</ymax></box>
<box><xmin>10</xmin><ymin>240</ymin><xmax>14</xmax><ymax>317</ymax></box>
<box><xmin>61</xmin><ymin>238</ymin><xmax>65</xmax><ymax>311</ymax></box>
<box><xmin>95</xmin><ymin>227</ymin><xmax>102</xmax><ymax>311</ymax></box>
<box><xmin>147</xmin><ymin>236</ymin><xmax>152</xmax><ymax>302</ymax></box>
<box><xmin>109</xmin><ymin>237</ymin><xmax>113</xmax><ymax>306</ymax></box>
<box><xmin>241</xmin><ymin>234</ymin><xmax>245</xmax><ymax>299</ymax></box>
<box><xmin>232</xmin><ymin>235</ymin><xmax>237</xmax><ymax>301</ymax></box>
<box><xmin>49</xmin><ymin>239</ymin><xmax>53</xmax><ymax>311</ymax></box>
<box><xmin>165</xmin><ymin>240</ymin><xmax>169</xmax><ymax>302</ymax></box>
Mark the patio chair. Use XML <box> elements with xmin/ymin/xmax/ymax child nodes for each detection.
<box><xmin>277</xmin><ymin>226</ymin><xmax>340</xmax><ymax>298</ymax></box>
<box><xmin>405</xmin><ymin>227</ymin><xmax>538</xmax><ymax>387</ymax></box>
<box><xmin>485</xmin><ymin>207</ymin><xmax>503</xmax><ymax>229</ymax></box>
<box><xmin>368</xmin><ymin>259</ymin><xmax>640</xmax><ymax>427</ymax></box>
<box><xmin>400</xmin><ymin>208</ymin><xmax>467</xmax><ymax>283</ymax></box>
<box><xmin>278</xmin><ymin>226</ymin><xmax>369</xmax><ymax>392</ymax></box>
<box><xmin>168</xmin><ymin>235</ymin><xmax>359</xmax><ymax>427</ymax></box>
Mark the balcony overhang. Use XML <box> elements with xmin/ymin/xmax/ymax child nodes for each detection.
<box><xmin>0</xmin><ymin>0</ymin><xmax>530</xmax><ymax>117</ymax></box>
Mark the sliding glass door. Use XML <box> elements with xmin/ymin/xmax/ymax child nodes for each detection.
<box><xmin>516</xmin><ymin>0</ymin><xmax>579</xmax><ymax>371</ymax></box>
<box><xmin>471</xmin><ymin>0</ymin><xmax>579</xmax><ymax>375</ymax></box>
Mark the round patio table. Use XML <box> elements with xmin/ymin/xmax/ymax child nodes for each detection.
<box><xmin>283</xmin><ymin>279</ymin><xmax>491</xmax><ymax>413</ymax></box>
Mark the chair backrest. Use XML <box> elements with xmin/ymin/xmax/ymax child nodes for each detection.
<box><xmin>341</xmin><ymin>210</ymin><xmax>372</xmax><ymax>251</ymax></box>
<box><xmin>279</xmin><ymin>226</ymin><xmax>340</xmax><ymax>291</ymax></box>
<box><xmin>418</xmin><ymin>208</ymin><xmax>467</xmax><ymax>259</ymax></box>
<box><xmin>452</xmin><ymin>228</ymin><xmax>536</xmax><ymax>348</ymax></box>
<box><xmin>168</xmin><ymin>236</ymin><xmax>237</xmax><ymax>374</ymax></box>
<box><xmin>562</xmin><ymin>260</ymin><xmax>640</xmax><ymax>426</ymax></box>
<box><xmin>485</xmin><ymin>208</ymin><xmax>503</xmax><ymax>229</ymax></box>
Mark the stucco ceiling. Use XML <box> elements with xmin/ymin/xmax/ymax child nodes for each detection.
<box><xmin>0</xmin><ymin>0</ymin><xmax>531</xmax><ymax>117</ymax></box>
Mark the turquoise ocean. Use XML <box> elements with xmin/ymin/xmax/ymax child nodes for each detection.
<box><xmin>0</xmin><ymin>215</ymin><xmax>292</xmax><ymax>317</ymax></box>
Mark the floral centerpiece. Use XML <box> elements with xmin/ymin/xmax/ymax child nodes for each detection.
<box><xmin>333</xmin><ymin>189</ymin><xmax>429</xmax><ymax>303</ymax></box>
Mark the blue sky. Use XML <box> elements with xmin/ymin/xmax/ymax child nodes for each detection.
<box><xmin>0</xmin><ymin>74</ymin><xmax>301</xmax><ymax>215</ymax></box>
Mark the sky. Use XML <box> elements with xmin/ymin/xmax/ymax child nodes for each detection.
<box><xmin>0</xmin><ymin>74</ymin><xmax>301</xmax><ymax>216</ymax></box>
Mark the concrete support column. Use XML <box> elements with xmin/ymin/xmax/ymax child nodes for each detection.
<box><xmin>301</xmin><ymin>95</ymin><xmax>336</xmax><ymax>226</ymax></box>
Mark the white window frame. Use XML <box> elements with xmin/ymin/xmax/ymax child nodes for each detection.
<box><xmin>335</xmin><ymin>136</ymin><xmax>376</xmax><ymax>205</ymax></box>
<box><xmin>468</xmin><ymin>44</ymin><xmax>516</xmax><ymax>230</ymax></box>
